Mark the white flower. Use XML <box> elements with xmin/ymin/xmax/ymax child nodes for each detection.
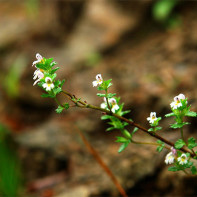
<box><xmin>92</xmin><ymin>74</ymin><xmax>103</xmax><ymax>87</ymax></box>
<box><xmin>101</xmin><ymin>98</ymin><xmax>107</xmax><ymax>109</ymax></box>
<box><xmin>109</xmin><ymin>98</ymin><xmax>119</xmax><ymax>113</ymax></box>
<box><xmin>33</xmin><ymin>69</ymin><xmax>44</xmax><ymax>86</ymax></box>
<box><xmin>177</xmin><ymin>153</ymin><xmax>188</xmax><ymax>165</ymax></box>
<box><xmin>147</xmin><ymin>112</ymin><xmax>157</xmax><ymax>124</ymax></box>
<box><xmin>178</xmin><ymin>93</ymin><xmax>185</xmax><ymax>100</ymax></box>
<box><xmin>32</xmin><ymin>53</ymin><xmax>44</xmax><ymax>66</ymax></box>
<box><xmin>42</xmin><ymin>77</ymin><xmax>54</xmax><ymax>91</ymax></box>
<box><xmin>170</xmin><ymin>96</ymin><xmax>182</xmax><ymax>110</ymax></box>
<box><xmin>165</xmin><ymin>152</ymin><xmax>175</xmax><ymax>165</ymax></box>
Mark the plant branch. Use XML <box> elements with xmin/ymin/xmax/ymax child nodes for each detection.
<box><xmin>60</xmin><ymin>90</ymin><xmax>195</xmax><ymax>158</ymax></box>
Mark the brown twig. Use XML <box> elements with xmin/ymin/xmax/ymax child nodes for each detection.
<box><xmin>74</xmin><ymin>125</ymin><xmax>128</xmax><ymax>197</ymax></box>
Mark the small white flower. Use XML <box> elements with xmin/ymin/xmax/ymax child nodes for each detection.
<box><xmin>178</xmin><ymin>93</ymin><xmax>185</xmax><ymax>100</ymax></box>
<box><xmin>177</xmin><ymin>153</ymin><xmax>188</xmax><ymax>165</ymax></box>
<box><xmin>42</xmin><ymin>77</ymin><xmax>54</xmax><ymax>91</ymax></box>
<box><xmin>32</xmin><ymin>53</ymin><xmax>44</xmax><ymax>66</ymax></box>
<box><xmin>147</xmin><ymin>112</ymin><xmax>157</xmax><ymax>124</ymax></box>
<box><xmin>92</xmin><ymin>74</ymin><xmax>103</xmax><ymax>87</ymax></box>
<box><xmin>109</xmin><ymin>98</ymin><xmax>119</xmax><ymax>113</ymax></box>
<box><xmin>170</xmin><ymin>96</ymin><xmax>182</xmax><ymax>110</ymax></box>
<box><xmin>101</xmin><ymin>98</ymin><xmax>107</xmax><ymax>109</ymax></box>
<box><xmin>165</xmin><ymin>152</ymin><xmax>175</xmax><ymax>165</ymax></box>
<box><xmin>33</xmin><ymin>69</ymin><xmax>44</xmax><ymax>86</ymax></box>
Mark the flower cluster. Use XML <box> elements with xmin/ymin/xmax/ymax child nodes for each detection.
<box><xmin>92</xmin><ymin>74</ymin><xmax>120</xmax><ymax>114</ymax></box>
<box><xmin>32</xmin><ymin>53</ymin><xmax>65</xmax><ymax>98</ymax></box>
<box><xmin>165</xmin><ymin>147</ymin><xmax>189</xmax><ymax>165</ymax></box>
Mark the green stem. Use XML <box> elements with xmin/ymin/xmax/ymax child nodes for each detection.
<box><xmin>131</xmin><ymin>139</ymin><xmax>170</xmax><ymax>150</ymax></box>
<box><xmin>181</xmin><ymin>127</ymin><xmax>184</xmax><ymax>141</ymax></box>
<box><xmin>105</xmin><ymin>89</ymin><xmax>112</xmax><ymax>113</ymax></box>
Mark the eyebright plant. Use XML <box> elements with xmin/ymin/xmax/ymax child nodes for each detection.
<box><xmin>32</xmin><ymin>53</ymin><xmax>197</xmax><ymax>176</ymax></box>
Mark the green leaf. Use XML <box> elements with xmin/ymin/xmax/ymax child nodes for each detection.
<box><xmin>101</xmin><ymin>115</ymin><xmax>113</xmax><ymax>120</ymax></box>
<box><xmin>116</xmin><ymin>137</ymin><xmax>129</xmax><ymax>143</ymax></box>
<box><xmin>106</xmin><ymin>127</ymin><xmax>115</xmax><ymax>131</ymax></box>
<box><xmin>63</xmin><ymin>103</ymin><xmax>69</xmax><ymax>110</ymax></box>
<box><xmin>191</xmin><ymin>166</ymin><xmax>197</xmax><ymax>175</ymax></box>
<box><xmin>97</xmin><ymin>93</ymin><xmax>106</xmax><ymax>97</ymax></box>
<box><xmin>97</xmin><ymin>86</ymin><xmax>105</xmax><ymax>91</ymax></box>
<box><xmin>120</xmin><ymin>110</ymin><xmax>131</xmax><ymax>116</ymax></box>
<box><xmin>131</xmin><ymin>127</ymin><xmax>138</xmax><ymax>138</ymax></box>
<box><xmin>122</xmin><ymin>129</ymin><xmax>132</xmax><ymax>139</ymax></box>
<box><xmin>155</xmin><ymin>126</ymin><xmax>162</xmax><ymax>131</ymax></box>
<box><xmin>185</xmin><ymin>111</ymin><xmax>197</xmax><ymax>117</ymax></box>
<box><xmin>157</xmin><ymin>140</ymin><xmax>163</xmax><ymax>145</ymax></box>
<box><xmin>106</xmin><ymin>93</ymin><xmax>116</xmax><ymax>98</ymax></box>
<box><xmin>165</xmin><ymin>112</ymin><xmax>175</xmax><ymax>117</ymax></box>
<box><xmin>60</xmin><ymin>80</ymin><xmax>65</xmax><ymax>88</ymax></box>
<box><xmin>168</xmin><ymin>166</ymin><xmax>179</xmax><ymax>172</ymax></box>
<box><xmin>53</xmin><ymin>87</ymin><xmax>62</xmax><ymax>95</ymax></box>
<box><xmin>188</xmin><ymin>137</ymin><xmax>197</xmax><ymax>150</ymax></box>
<box><xmin>50</xmin><ymin>67</ymin><xmax>59</xmax><ymax>74</ymax></box>
<box><xmin>152</xmin><ymin>0</ymin><xmax>178</xmax><ymax>22</ymax></box>
<box><xmin>148</xmin><ymin>128</ymin><xmax>154</xmax><ymax>132</ymax></box>
<box><xmin>50</xmin><ymin>61</ymin><xmax>57</xmax><ymax>67</ymax></box>
<box><xmin>118</xmin><ymin>142</ymin><xmax>129</xmax><ymax>153</ymax></box>
<box><xmin>175</xmin><ymin>139</ymin><xmax>186</xmax><ymax>149</ymax></box>
<box><xmin>157</xmin><ymin>146</ymin><xmax>164</xmax><ymax>153</ymax></box>
<box><xmin>170</xmin><ymin>122</ymin><xmax>190</xmax><ymax>129</ymax></box>
<box><xmin>56</xmin><ymin>105</ymin><xmax>64</xmax><ymax>114</ymax></box>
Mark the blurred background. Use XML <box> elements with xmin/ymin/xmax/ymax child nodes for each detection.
<box><xmin>0</xmin><ymin>0</ymin><xmax>197</xmax><ymax>196</ymax></box>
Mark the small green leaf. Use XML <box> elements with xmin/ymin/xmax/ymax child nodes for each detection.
<box><xmin>56</xmin><ymin>105</ymin><xmax>64</xmax><ymax>114</ymax></box>
<box><xmin>191</xmin><ymin>166</ymin><xmax>197</xmax><ymax>175</ymax></box>
<box><xmin>101</xmin><ymin>115</ymin><xmax>113</xmax><ymax>120</ymax></box>
<box><xmin>188</xmin><ymin>137</ymin><xmax>197</xmax><ymax>150</ymax></box>
<box><xmin>148</xmin><ymin>128</ymin><xmax>154</xmax><ymax>132</ymax></box>
<box><xmin>106</xmin><ymin>93</ymin><xmax>116</xmax><ymax>98</ymax></box>
<box><xmin>106</xmin><ymin>127</ymin><xmax>115</xmax><ymax>131</ymax></box>
<box><xmin>175</xmin><ymin>139</ymin><xmax>186</xmax><ymax>149</ymax></box>
<box><xmin>131</xmin><ymin>127</ymin><xmax>138</xmax><ymax>138</ymax></box>
<box><xmin>157</xmin><ymin>140</ymin><xmax>163</xmax><ymax>145</ymax></box>
<box><xmin>170</xmin><ymin>122</ymin><xmax>190</xmax><ymax>129</ymax></box>
<box><xmin>165</xmin><ymin>112</ymin><xmax>175</xmax><ymax>117</ymax></box>
<box><xmin>97</xmin><ymin>86</ymin><xmax>105</xmax><ymax>91</ymax></box>
<box><xmin>50</xmin><ymin>67</ymin><xmax>59</xmax><ymax>74</ymax></box>
<box><xmin>97</xmin><ymin>93</ymin><xmax>106</xmax><ymax>97</ymax></box>
<box><xmin>63</xmin><ymin>103</ymin><xmax>69</xmax><ymax>109</ymax></box>
<box><xmin>116</xmin><ymin>137</ymin><xmax>129</xmax><ymax>143</ymax></box>
<box><xmin>155</xmin><ymin>126</ymin><xmax>162</xmax><ymax>131</ymax></box>
<box><xmin>120</xmin><ymin>110</ymin><xmax>131</xmax><ymax>116</ymax></box>
<box><xmin>118</xmin><ymin>142</ymin><xmax>129</xmax><ymax>153</ymax></box>
<box><xmin>156</xmin><ymin>146</ymin><xmax>163</xmax><ymax>152</ymax></box>
<box><xmin>185</xmin><ymin>111</ymin><xmax>197</xmax><ymax>117</ymax></box>
<box><xmin>60</xmin><ymin>80</ymin><xmax>65</xmax><ymax>88</ymax></box>
<box><xmin>168</xmin><ymin>166</ymin><xmax>179</xmax><ymax>172</ymax></box>
<box><xmin>53</xmin><ymin>87</ymin><xmax>62</xmax><ymax>95</ymax></box>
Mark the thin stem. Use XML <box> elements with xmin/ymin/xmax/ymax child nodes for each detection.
<box><xmin>105</xmin><ymin>89</ymin><xmax>112</xmax><ymax>113</ymax></box>
<box><xmin>181</xmin><ymin>127</ymin><xmax>184</xmax><ymax>141</ymax></box>
<box><xmin>73</xmin><ymin>126</ymin><xmax>128</xmax><ymax>197</ymax></box>
<box><xmin>131</xmin><ymin>139</ymin><xmax>170</xmax><ymax>151</ymax></box>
